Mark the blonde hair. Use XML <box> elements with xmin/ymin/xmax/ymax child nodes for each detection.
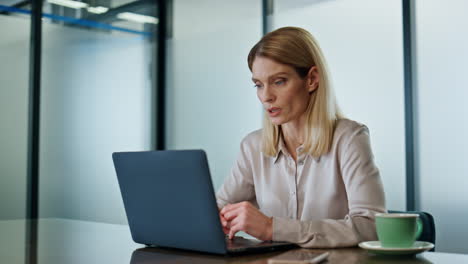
<box><xmin>247</xmin><ymin>27</ymin><xmax>343</xmax><ymax>158</ymax></box>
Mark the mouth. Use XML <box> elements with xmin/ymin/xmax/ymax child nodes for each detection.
<box><xmin>267</xmin><ymin>107</ymin><xmax>281</xmax><ymax>117</ymax></box>
<box><xmin>268</xmin><ymin>107</ymin><xmax>280</xmax><ymax>113</ymax></box>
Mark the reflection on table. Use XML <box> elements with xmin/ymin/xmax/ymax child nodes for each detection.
<box><xmin>130</xmin><ymin>247</ymin><xmax>436</xmax><ymax>264</ymax></box>
<box><xmin>0</xmin><ymin>218</ymin><xmax>466</xmax><ymax>264</ymax></box>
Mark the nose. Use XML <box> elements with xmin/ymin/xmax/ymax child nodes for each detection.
<box><xmin>258</xmin><ymin>85</ymin><xmax>275</xmax><ymax>104</ymax></box>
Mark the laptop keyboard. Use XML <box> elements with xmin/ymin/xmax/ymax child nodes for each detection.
<box><xmin>226</xmin><ymin>236</ymin><xmax>278</xmax><ymax>251</ymax></box>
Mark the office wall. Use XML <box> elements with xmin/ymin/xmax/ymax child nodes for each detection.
<box><xmin>166</xmin><ymin>0</ymin><xmax>263</xmax><ymax>190</ymax></box>
<box><xmin>272</xmin><ymin>0</ymin><xmax>407</xmax><ymax>210</ymax></box>
<box><xmin>0</xmin><ymin>16</ymin><xmax>29</xmax><ymax>220</ymax></box>
<box><xmin>39</xmin><ymin>24</ymin><xmax>153</xmax><ymax>225</ymax></box>
<box><xmin>0</xmin><ymin>14</ymin><xmax>28</xmax><ymax>264</ymax></box>
<box><xmin>415</xmin><ymin>0</ymin><xmax>468</xmax><ymax>253</ymax></box>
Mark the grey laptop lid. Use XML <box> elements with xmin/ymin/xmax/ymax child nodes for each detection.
<box><xmin>112</xmin><ymin>150</ymin><xmax>294</xmax><ymax>255</ymax></box>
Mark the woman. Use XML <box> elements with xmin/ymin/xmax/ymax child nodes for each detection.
<box><xmin>216</xmin><ymin>27</ymin><xmax>386</xmax><ymax>248</ymax></box>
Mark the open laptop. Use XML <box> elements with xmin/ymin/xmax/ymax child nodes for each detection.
<box><xmin>112</xmin><ymin>150</ymin><xmax>295</xmax><ymax>255</ymax></box>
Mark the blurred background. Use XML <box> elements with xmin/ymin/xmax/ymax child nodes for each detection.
<box><xmin>0</xmin><ymin>0</ymin><xmax>467</xmax><ymax>254</ymax></box>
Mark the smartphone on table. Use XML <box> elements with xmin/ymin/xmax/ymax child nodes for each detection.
<box><xmin>268</xmin><ymin>250</ymin><xmax>329</xmax><ymax>264</ymax></box>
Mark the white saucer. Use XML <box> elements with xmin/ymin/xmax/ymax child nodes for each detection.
<box><xmin>359</xmin><ymin>241</ymin><xmax>434</xmax><ymax>255</ymax></box>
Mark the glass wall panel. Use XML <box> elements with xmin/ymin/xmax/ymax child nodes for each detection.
<box><xmin>415</xmin><ymin>0</ymin><xmax>468</xmax><ymax>253</ymax></box>
<box><xmin>0</xmin><ymin>2</ymin><xmax>31</xmax><ymax>262</ymax></box>
<box><xmin>272</xmin><ymin>0</ymin><xmax>407</xmax><ymax>210</ymax></box>
<box><xmin>39</xmin><ymin>0</ymin><xmax>157</xmax><ymax>224</ymax></box>
<box><xmin>166</xmin><ymin>0</ymin><xmax>263</xmax><ymax>190</ymax></box>
<box><xmin>0</xmin><ymin>2</ymin><xmax>30</xmax><ymax>220</ymax></box>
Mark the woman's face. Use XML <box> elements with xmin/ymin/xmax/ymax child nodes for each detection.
<box><xmin>252</xmin><ymin>56</ymin><xmax>318</xmax><ymax>126</ymax></box>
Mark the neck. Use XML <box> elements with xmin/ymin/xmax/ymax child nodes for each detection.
<box><xmin>282</xmin><ymin>125</ymin><xmax>303</xmax><ymax>149</ymax></box>
<box><xmin>281</xmin><ymin>114</ymin><xmax>307</xmax><ymax>157</ymax></box>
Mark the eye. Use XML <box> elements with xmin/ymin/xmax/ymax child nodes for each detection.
<box><xmin>274</xmin><ymin>78</ymin><xmax>286</xmax><ymax>86</ymax></box>
<box><xmin>254</xmin><ymin>83</ymin><xmax>263</xmax><ymax>89</ymax></box>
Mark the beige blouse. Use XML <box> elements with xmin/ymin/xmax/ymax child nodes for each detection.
<box><xmin>216</xmin><ymin>119</ymin><xmax>387</xmax><ymax>248</ymax></box>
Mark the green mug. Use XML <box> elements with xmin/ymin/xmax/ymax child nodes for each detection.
<box><xmin>375</xmin><ymin>213</ymin><xmax>423</xmax><ymax>248</ymax></box>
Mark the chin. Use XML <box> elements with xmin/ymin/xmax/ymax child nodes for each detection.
<box><xmin>269</xmin><ymin>117</ymin><xmax>286</xmax><ymax>126</ymax></box>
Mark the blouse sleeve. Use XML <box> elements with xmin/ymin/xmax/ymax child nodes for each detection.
<box><xmin>216</xmin><ymin>137</ymin><xmax>256</xmax><ymax>209</ymax></box>
<box><xmin>272</xmin><ymin>125</ymin><xmax>387</xmax><ymax>247</ymax></box>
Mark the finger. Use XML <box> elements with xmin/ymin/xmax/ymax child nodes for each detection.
<box><xmin>219</xmin><ymin>217</ymin><xmax>227</xmax><ymax>227</ymax></box>
<box><xmin>221</xmin><ymin>212</ymin><xmax>229</xmax><ymax>221</ymax></box>
<box><xmin>219</xmin><ymin>217</ymin><xmax>230</xmax><ymax>233</ymax></box>
<box><xmin>219</xmin><ymin>213</ymin><xmax>231</xmax><ymax>235</ymax></box>
<box><xmin>223</xmin><ymin>207</ymin><xmax>246</xmax><ymax>221</ymax></box>
<box><xmin>221</xmin><ymin>201</ymin><xmax>250</xmax><ymax>215</ymax></box>
<box><xmin>221</xmin><ymin>219</ymin><xmax>232</xmax><ymax>230</ymax></box>
<box><xmin>228</xmin><ymin>225</ymin><xmax>238</xmax><ymax>239</ymax></box>
<box><xmin>228</xmin><ymin>219</ymin><xmax>245</xmax><ymax>239</ymax></box>
<box><xmin>219</xmin><ymin>212</ymin><xmax>227</xmax><ymax>225</ymax></box>
<box><xmin>223</xmin><ymin>226</ymin><xmax>230</xmax><ymax>235</ymax></box>
<box><xmin>220</xmin><ymin>203</ymin><xmax>233</xmax><ymax>215</ymax></box>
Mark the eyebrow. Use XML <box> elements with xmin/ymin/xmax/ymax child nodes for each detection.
<box><xmin>252</xmin><ymin>72</ymin><xmax>289</xmax><ymax>82</ymax></box>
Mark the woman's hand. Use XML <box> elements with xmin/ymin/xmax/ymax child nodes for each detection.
<box><xmin>219</xmin><ymin>201</ymin><xmax>273</xmax><ymax>241</ymax></box>
<box><xmin>219</xmin><ymin>209</ymin><xmax>230</xmax><ymax>235</ymax></box>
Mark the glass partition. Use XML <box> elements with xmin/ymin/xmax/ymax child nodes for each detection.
<box><xmin>166</xmin><ymin>0</ymin><xmax>263</xmax><ymax>190</ymax></box>
<box><xmin>415</xmin><ymin>0</ymin><xmax>468</xmax><ymax>253</ymax></box>
<box><xmin>39</xmin><ymin>0</ymin><xmax>157</xmax><ymax>224</ymax></box>
<box><xmin>0</xmin><ymin>2</ymin><xmax>31</xmax><ymax>263</ymax></box>
<box><xmin>0</xmin><ymin>1</ymin><xmax>30</xmax><ymax>221</ymax></box>
<box><xmin>272</xmin><ymin>0</ymin><xmax>407</xmax><ymax>210</ymax></box>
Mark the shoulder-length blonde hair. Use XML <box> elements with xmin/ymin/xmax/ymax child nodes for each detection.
<box><xmin>248</xmin><ymin>27</ymin><xmax>343</xmax><ymax>158</ymax></box>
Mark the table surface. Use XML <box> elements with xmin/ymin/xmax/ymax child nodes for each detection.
<box><xmin>0</xmin><ymin>218</ymin><xmax>467</xmax><ymax>264</ymax></box>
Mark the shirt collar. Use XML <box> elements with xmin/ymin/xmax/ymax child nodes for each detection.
<box><xmin>272</xmin><ymin>136</ymin><xmax>321</xmax><ymax>163</ymax></box>
<box><xmin>272</xmin><ymin>137</ymin><xmax>287</xmax><ymax>164</ymax></box>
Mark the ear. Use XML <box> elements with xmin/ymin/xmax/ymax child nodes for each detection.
<box><xmin>306</xmin><ymin>66</ymin><xmax>319</xmax><ymax>93</ymax></box>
